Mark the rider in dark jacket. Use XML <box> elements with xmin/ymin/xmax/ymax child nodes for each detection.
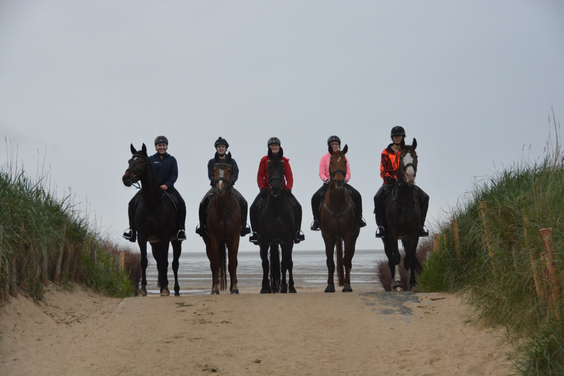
<box><xmin>195</xmin><ymin>137</ymin><xmax>251</xmax><ymax>237</ymax></box>
<box><xmin>123</xmin><ymin>135</ymin><xmax>187</xmax><ymax>242</ymax></box>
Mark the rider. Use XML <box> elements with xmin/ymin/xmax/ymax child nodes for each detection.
<box><xmin>123</xmin><ymin>135</ymin><xmax>187</xmax><ymax>242</ymax></box>
<box><xmin>195</xmin><ymin>137</ymin><xmax>251</xmax><ymax>237</ymax></box>
<box><xmin>374</xmin><ymin>126</ymin><xmax>429</xmax><ymax>238</ymax></box>
<box><xmin>249</xmin><ymin>137</ymin><xmax>305</xmax><ymax>244</ymax></box>
<box><xmin>310</xmin><ymin>135</ymin><xmax>367</xmax><ymax>231</ymax></box>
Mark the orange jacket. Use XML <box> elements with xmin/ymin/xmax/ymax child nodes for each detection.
<box><xmin>380</xmin><ymin>144</ymin><xmax>400</xmax><ymax>184</ymax></box>
<box><xmin>257</xmin><ymin>155</ymin><xmax>294</xmax><ymax>190</ymax></box>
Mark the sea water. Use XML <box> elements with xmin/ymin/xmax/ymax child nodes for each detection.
<box><xmin>145</xmin><ymin>248</ymin><xmax>387</xmax><ymax>294</ymax></box>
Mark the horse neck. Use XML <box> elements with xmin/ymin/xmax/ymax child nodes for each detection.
<box><xmin>215</xmin><ymin>188</ymin><xmax>236</xmax><ymax>211</ymax></box>
<box><xmin>326</xmin><ymin>184</ymin><xmax>349</xmax><ymax>208</ymax></box>
<box><xmin>394</xmin><ymin>181</ymin><xmax>415</xmax><ymax>205</ymax></box>
<box><xmin>139</xmin><ymin>166</ymin><xmax>162</xmax><ymax>200</ymax></box>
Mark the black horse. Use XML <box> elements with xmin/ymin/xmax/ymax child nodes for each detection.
<box><xmin>122</xmin><ymin>144</ymin><xmax>182</xmax><ymax>296</ymax></box>
<box><xmin>257</xmin><ymin>148</ymin><xmax>297</xmax><ymax>294</ymax></box>
<box><xmin>381</xmin><ymin>139</ymin><xmax>423</xmax><ymax>292</ymax></box>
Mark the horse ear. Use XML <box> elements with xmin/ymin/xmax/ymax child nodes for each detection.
<box><xmin>130</xmin><ymin>144</ymin><xmax>137</xmax><ymax>154</ymax></box>
<box><xmin>342</xmin><ymin>144</ymin><xmax>348</xmax><ymax>154</ymax></box>
<box><xmin>412</xmin><ymin>138</ymin><xmax>417</xmax><ymax>150</ymax></box>
<box><xmin>142</xmin><ymin>143</ymin><xmax>147</xmax><ymax>154</ymax></box>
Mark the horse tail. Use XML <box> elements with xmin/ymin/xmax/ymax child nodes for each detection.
<box><xmin>219</xmin><ymin>240</ymin><xmax>228</xmax><ymax>291</ymax></box>
<box><xmin>336</xmin><ymin>239</ymin><xmax>344</xmax><ymax>286</ymax></box>
<box><xmin>270</xmin><ymin>244</ymin><xmax>281</xmax><ymax>293</ymax></box>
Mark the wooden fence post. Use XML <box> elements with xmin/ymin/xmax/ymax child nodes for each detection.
<box><xmin>479</xmin><ymin>201</ymin><xmax>494</xmax><ymax>259</ymax></box>
<box><xmin>540</xmin><ymin>228</ymin><xmax>561</xmax><ymax>319</ymax></box>
<box><xmin>120</xmin><ymin>252</ymin><xmax>125</xmax><ymax>272</ymax></box>
<box><xmin>452</xmin><ymin>219</ymin><xmax>461</xmax><ymax>259</ymax></box>
<box><xmin>433</xmin><ymin>233</ymin><xmax>440</xmax><ymax>254</ymax></box>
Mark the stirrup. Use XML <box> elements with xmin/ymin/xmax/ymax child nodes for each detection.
<box><xmin>240</xmin><ymin>226</ymin><xmax>251</xmax><ymax>236</ymax></box>
<box><xmin>419</xmin><ymin>226</ymin><xmax>429</xmax><ymax>237</ymax></box>
<box><xmin>310</xmin><ymin>220</ymin><xmax>320</xmax><ymax>231</ymax></box>
<box><xmin>295</xmin><ymin>231</ymin><xmax>305</xmax><ymax>243</ymax></box>
<box><xmin>375</xmin><ymin>226</ymin><xmax>386</xmax><ymax>238</ymax></box>
<box><xmin>249</xmin><ymin>232</ymin><xmax>259</xmax><ymax>244</ymax></box>
<box><xmin>177</xmin><ymin>229</ymin><xmax>187</xmax><ymax>241</ymax></box>
<box><xmin>123</xmin><ymin>228</ymin><xmax>136</xmax><ymax>242</ymax></box>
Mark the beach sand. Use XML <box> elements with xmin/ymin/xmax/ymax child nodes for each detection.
<box><xmin>0</xmin><ymin>284</ymin><xmax>514</xmax><ymax>375</ymax></box>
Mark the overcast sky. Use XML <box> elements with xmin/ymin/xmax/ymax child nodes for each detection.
<box><xmin>1</xmin><ymin>1</ymin><xmax>563</xmax><ymax>255</ymax></box>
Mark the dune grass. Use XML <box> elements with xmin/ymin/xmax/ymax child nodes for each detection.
<box><xmin>415</xmin><ymin>115</ymin><xmax>564</xmax><ymax>375</ymax></box>
<box><xmin>0</xmin><ymin>151</ymin><xmax>140</xmax><ymax>304</ymax></box>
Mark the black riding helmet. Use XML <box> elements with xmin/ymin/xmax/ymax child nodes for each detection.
<box><xmin>327</xmin><ymin>135</ymin><xmax>341</xmax><ymax>146</ymax></box>
<box><xmin>267</xmin><ymin>137</ymin><xmax>281</xmax><ymax>146</ymax></box>
<box><xmin>154</xmin><ymin>135</ymin><xmax>168</xmax><ymax>145</ymax></box>
<box><xmin>390</xmin><ymin>126</ymin><xmax>405</xmax><ymax>138</ymax></box>
<box><xmin>214</xmin><ymin>137</ymin><xmax>229</xmax><ymax>148</ymax></box>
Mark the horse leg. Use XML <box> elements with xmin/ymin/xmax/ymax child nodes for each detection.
<box><xmin>384</xmin><ymin>237</ymin><xmax>403</xmax><ymax>291</ymax></box>
<box><xmin>324</xmin><ymin>239</ymin><xmax>336</xmax><ymax>293</ymax></box>
<box><xmin>259</xmin><ymin>244</ymin><xmax>271</xmax><ymax>294</ymax></box>
<box><xmin>228</xmin><ymin>238</ymin><xmax>239</xmax><ymax>294</ymax></box>
<box><xmin>280</xmin><ymin>245</ymin><xmax>288</xmax><ymax>294</ymax></box>
<box><xmin>404</xmin><ymin>237</ymin><xmax>420</xmax><ymax>292</ymax></box>
<box><xmin>286</xmin><ymin>243</ymin><xmax>296</xmax><ymax>293</ymax></box>
<box><xmin>139</xmin><ymin>240</ymin><xmax>148</xmax><ymax>296</ymax></box>
<box><xmin>154</xmin><ymin>243</ymin><xmax>170</xmax><ymax>296</ymax></box>
<box><xmin>206</xmin><ymin>238</ymin><xmax>220</xmax><ymax>294</ymax></box>
<box><xmin>342</xmin><ymin>238</ymin><xmax>355</xmax><ymax>293</ymax></box>
<box><xmin>270</xmin><ymin>244</ymin><xmax>281</xmax><ymax>293</ymax></box>
<box><xmin>171</xmin><ymin>240</ymin><xmax>182</xmax><ymax>296</ymax></box>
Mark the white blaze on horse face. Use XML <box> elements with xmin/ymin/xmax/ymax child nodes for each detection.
<box><xmin>218</xmin><ymin>169</ymin><xmax>225</xmax><ymax>190</ymax></box>
<box><xmin>403</xmin><ymin>153</ymin><xmax>415</xmax><ymax>184</ymax></box>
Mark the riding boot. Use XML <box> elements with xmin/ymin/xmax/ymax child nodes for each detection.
<box><xmin>310</xmin><ymin>185</ymin><xmax>325</xmax><ymax>231</ymax></box>
<box><xmin>249</xmin><ymin>190</ymin><xmax>265</xmax><ymax>244</ymax></box>
<box><xmin>415</xmin><ymin>185</ymin><xmax>430</xmax><ymax>237</ymax></box>
<box><xmin>375</xmin><ymin>208</ymin><xmax>387</xmax><ymax>238</ymax></box>
<box><xmin>124</xmin><ymin>195</ymin><xmax>138</xmax><ymax>242</ymax></box>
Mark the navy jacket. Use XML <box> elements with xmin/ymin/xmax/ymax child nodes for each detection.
<box><xmin>150</xmin><ymin>153</ymin><xmax>178</xmax><ymax>189</ymax></box>
<box><xmin>207</xmin><ymin>153</ymin><xmax>239</xmax><ymax>186</ymax></box>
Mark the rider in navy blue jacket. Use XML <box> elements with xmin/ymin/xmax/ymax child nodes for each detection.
<box><xmin>123</xmin><ymin>136</ymin><xmax>187</xmax><ymax>242</ymax></box>
<box><xmin>196</xmin><ymin>137</ymin><xmax>251</xmax><ymax>237</ymax></box>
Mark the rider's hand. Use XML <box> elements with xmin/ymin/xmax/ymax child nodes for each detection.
<box><xmin>387</xmin><ymin>177</ymin><xmax>396</xmax><ymax>184</ymax></box>
<box><xmin>160</xmin><ymin>184</ymin><xmax>168</xmax><ymax>190</ymax></box>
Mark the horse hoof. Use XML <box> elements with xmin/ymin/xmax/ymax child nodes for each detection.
<box><xmin>289</xmin><ymin>287</ymin><xmax>297</xmax><ymax>293</ymax></box>
<box><xmin>139</xmin><ymin>289</ymin><xmax>147</xmax><ymax>297</ymax></box>
<box><xmin>160</xmin><ymin>289</ymin><xmax>170</xmax><ymax>297</ymax></box>
<box><xmin>231</xmin><ymin>289</ymin><xmax>239</xmax><ymax>294</ymax></box>
<box><xmin>211</xmin><ymin>289</ymin><xmax>220</xmax><ymax>295</ymax></box>
<box><xmin>325</xmin><ymin>285</ymin><xmax>335</xmax><ymax>293</ymax></box>
<box><xmin>409</xmin><ymin>285</ymin><xmax>418</xmax><ymax>293</ymax></box>
<box><xmin>393</xmin><ymin>286</ymin><xmax>404</xmax><ymax>292</ymax></box>
<box><xmin>260</xmin><ymin>288</ymin><xmax>270</xmax><ymax>294</ymax></box>
<box><xmin>280</xmin><ymin>284</ymin><xmax>288</xmax><ymax>293</ymax></box>
<box><xmin>342</xmin><ymin>285</ymin><xmax>353</xmax><ymax>292</ymax></box>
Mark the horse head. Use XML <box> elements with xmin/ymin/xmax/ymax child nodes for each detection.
<box><xmin>213</xmin><ymin>152</ymin><xmax>233</xmax><ymax>194</ymax></box>
<box><xmin>329</xmin><ymin>144</ymin><xmax>348</xmax><ymax>189</ymax></box>
<box><xmin>123</xmin><ymin>143</ymin><xmax>149</xmax><ymax>187</ymax></box>
<box><xmin>267</xmin><ymin>147</ymin><xmax>285</xmax><ymax>197</ymax></box>
<box><xmin>399</xmin><ymin>138</ymin><xmax>418</xmax><ymax>185</ymax></box>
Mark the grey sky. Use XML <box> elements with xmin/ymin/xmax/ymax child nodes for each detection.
<box><xmin>1</xmin><ymin>1</ymin><xmax>563</xmax><ymax>254</ymax></box>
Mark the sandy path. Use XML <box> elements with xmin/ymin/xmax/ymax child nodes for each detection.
<box><xmin>0</xmin><ymin>285</ymin><xmax>514</xmax><ymax>375</ymax></box>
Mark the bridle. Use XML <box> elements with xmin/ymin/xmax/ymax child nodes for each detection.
<box><xmin>330</xmin><ymin>154</ymin><xmax>347</xmax><ymax>187</ymax></box>
<box><xmin>126</xmin><ymin>154</ymin><xmax>148</xmax><ymax>185</ymax></box>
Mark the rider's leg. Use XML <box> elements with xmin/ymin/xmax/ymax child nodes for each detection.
<box><xmin>346</xmin><ymin>184</ymin><xmax>366</xmax><ymax>228</ymax></box>
<box><xmin>123</xmin><ymin>191</ymin><xmax>142</xmax><ymax>242</ymax></box>
<box><xmin>196</xmin><ymin>189</ymin><xmax>213</xmax><ymax>236</ymax></box>
<box><xmin>310</xmin><ymin>184</ymin><xmax>326</xmax><ymax>230</ymax></box>
<box><xmin>233</xmin><ymin>188</ymin><xmax>251</xmax><ymax>236</ymax></box>
<box><xmin>287</xmin><ymin>190</ymin><xmax>305</xmax><ymax>243</ymax></box>
<box><xmin>374</xmin><ymin>185</ymin><xmax>389</xmax><ymax>238</ymax></box>
<box><xmin>249</xmin><ymin>190</ymin><xmax>265</xmax><ymax>243</ymax></box>
<box><xmin>415</xmin><ymin>185</ymin><xmax>430</xmax><ymax>237</ymax></box>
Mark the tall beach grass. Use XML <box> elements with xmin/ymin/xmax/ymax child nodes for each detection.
<box><xmin>415</xmin><ymin>113</ymin><xmax>564</xmax><ymax>375</ymax></box>
<box><xmin>0</xmin><ymin>142</ymin><xmax>140</xmax><ymax>304</ymax></box>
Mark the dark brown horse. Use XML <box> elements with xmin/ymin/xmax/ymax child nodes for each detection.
<box><xmin>320</xmin><ymin>145</ymin><xmax>360</xmax><ymax>293</ymax></box>
<box><xmin>202</xmin><ymin>153</ymin><xmax>241</xmax><ymax>294</ymax></box>
<box><xmin>122</xmin><ymin>144</ymin><xmax>182</xmax><ymax>296</ymax></box>
<box><xmin>257</xmin><ymin>148</ymin><xmax>297</xmax><ymax>294</ymax></box>
<box><xmin>381</xmin><ymin>139</ymin><xmax>423</xmax><ymax>292</ymax></box>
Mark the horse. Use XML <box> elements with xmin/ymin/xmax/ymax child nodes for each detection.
<box><xmin>122</xmin><ymin>144</ymin><xmax>182</xmax><ymax>296</ymax></box>
<box><xmin>257</xmin><ymin>147</ymin><xmax>297</xmax><ymax>294</ymax></box>
<box><xmin>381</xmin><ymin>139</ymin><xmax>423</xmax><ymax>292</ymax></box>
<box><xmin>202</xmin><ymin>153</ymin><xmax>241</xmax><ymax>294</ymax></box>
<box><xmin>319</xmin><ymin>145</ymin><xmax>360</xmax><ymax>293</ymax></box>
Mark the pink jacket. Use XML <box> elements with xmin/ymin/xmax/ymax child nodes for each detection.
<box><xmin>319</xmin><ymin>152</ymin><xmax>351</xmax><ymax>183</ymax></box>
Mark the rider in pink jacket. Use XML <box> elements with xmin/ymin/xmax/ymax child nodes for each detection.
<box><xmin>310</xmin><ymin>135</ymin><xmax>366</xmax><ymax>231</ymax></box>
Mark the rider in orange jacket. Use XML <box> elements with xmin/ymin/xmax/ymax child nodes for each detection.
<box><xmin>374</xmin><ymin>126</ymin><xmax>429</xmax><ymax>238</ymax></box>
